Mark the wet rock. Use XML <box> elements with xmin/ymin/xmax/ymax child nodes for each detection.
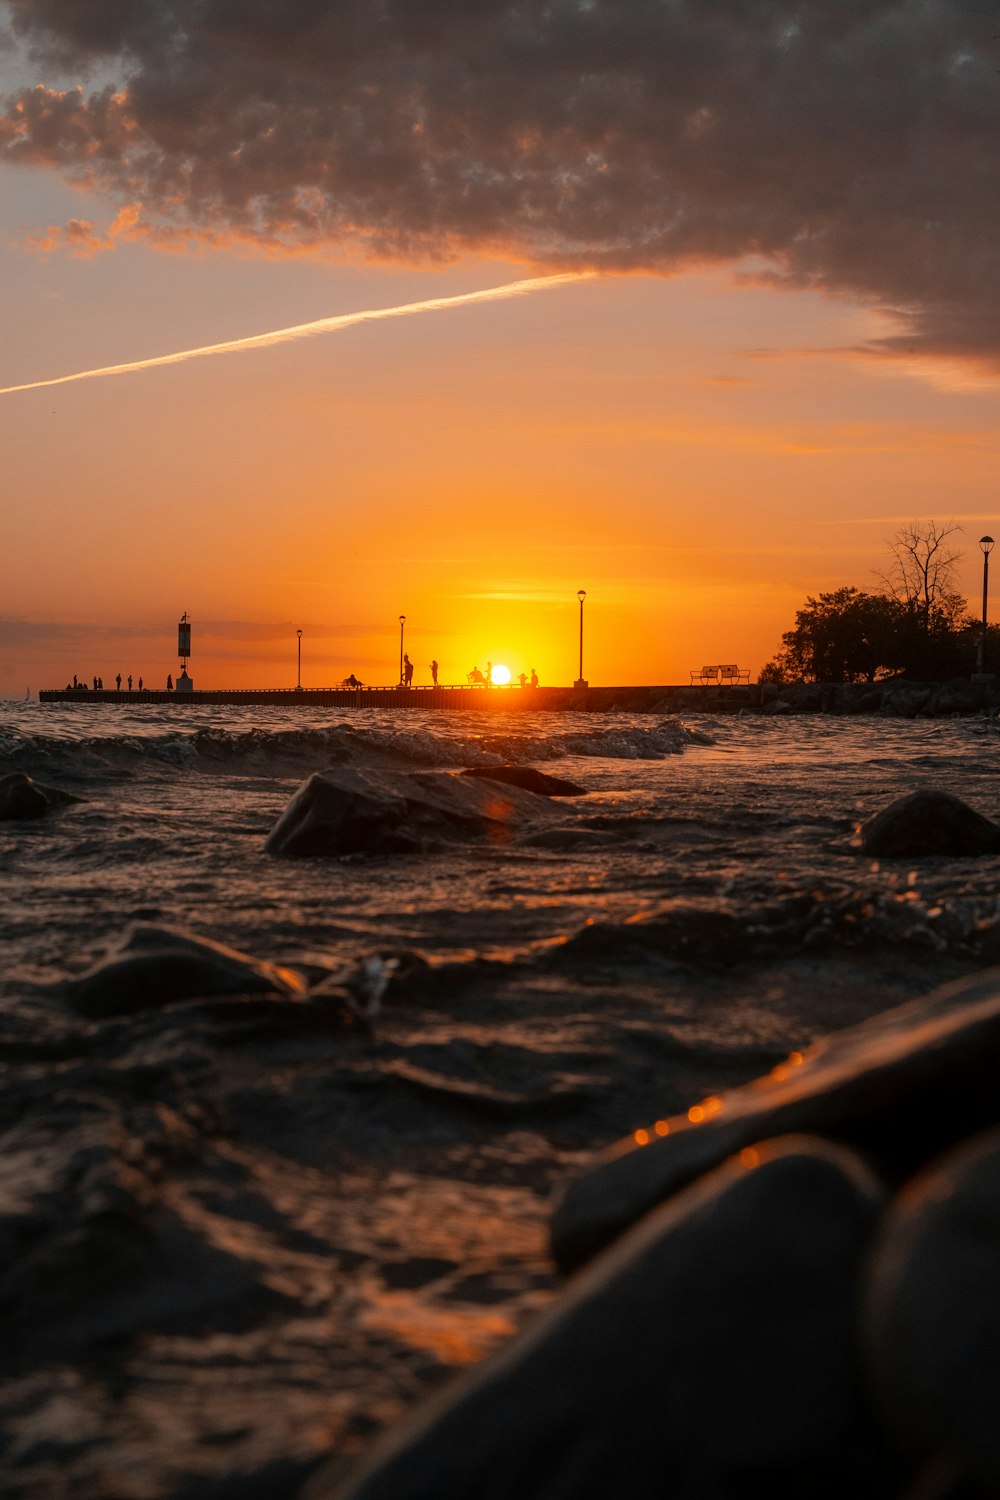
<box><xmin>862</xmin><ymin>1126</ymin><xmax>1000</xmax><ymax>1489</ymax></box>
<box><xmin>310</xmin><ymin>1138</ymin><xmax>892</xmax><ymax>1500</ymax></box>
<box><xmin>60</xmin><ymin>923</ymin><xmax>307</xmax><ymax>1018</ymax></box>
<box><xmin>553</xmin><ymin>907</ymin><xmax>750</xmax><ymax>969</ymax></box>
<box><xmin>460</xmin><ymin>765</ymin><xmax>587</xmax><ymax>796</ymax></box>
<box><xmin>857</xmin><ymin>790</ymin><xmax>1000</xmax><ymax>858</ymax></box>
<box><xmin>265</xmin><ymin>766</ymin><xmax>557</xmax><ymax>857</ymax></box>
<box><xmin>551</xmin><ymin>969</ymin><xmax>1000</xmax><ymax>1272</ymax></box>
<box><xmin>0</xmin><ymin>771</ymin><xmax>79</xmax><ymax>820</ymax></box>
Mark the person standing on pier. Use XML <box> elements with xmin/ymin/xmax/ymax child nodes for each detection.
<box><xmin>530</xmin><ymin>668</ymin><xmax>538</xmax><ymax>687</ymax></box>
<box><xmin>403</xmin><ymin>654</ymin><xmax>414</xmax><ymax>687</ymax></box>
<box><xmin>430</xmin><ymin>659</ymin><xmax>439</xmax><ymax>686</ymax></box>
<box><xmin>127</xmin><ymin>675</ymin><xmax>133</xmax><ymax>691</ymax></box>
<box><xmin>116</xmin><ymin>673</ymin><xmax>121</xmax><ymax>691</ymax></box>
<box><xmin>485</xmin><ymin>661</ymin><xmax>492</xmax><ymax>688</ymax></box>
<box><xmin>167</xmin><ymin>674</ymin><xmax>173</xmax><ymax>691</ymax></box>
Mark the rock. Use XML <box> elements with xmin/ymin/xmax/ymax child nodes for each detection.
<box><xmin>308</xmin><ymin>1138</ymin><xmax>892</xmax><ymax>1500</ymax></box>
<box><xmin>862</xmin><ymin>1125</ymin><xmax>1000</xmax><ymax>1488</ymax></box>
<box><xmin>460</xmin><ymin>765</ymin><xmax>587</xmax><ymax>796</ymax></box>
<box><xmin>856</xmin><ymin>790</ymin><xmax>1000</xmax><ymax>858</ymax></box>
<box><xmin>60</xmin><ymin>923</ymin><xmax>307</xmax><ymax>1018</ymax></box>
<box><xmin>0</xmin><ymin>771</ymin><xmax>79</xmax><ymax>820</ymax></box>
<box><xmin>551</xmin><ymin>969</ymin><xmax>1000</xmax><ymax>1272</ymax></box>
<box><xmin>265</xmin><ymin>766</ymin><xmax>557</xmax><ymax>857</ymax></box>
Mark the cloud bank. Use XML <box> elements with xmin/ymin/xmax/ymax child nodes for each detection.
<box><xmin>2</xmin><ymin>0</ymin><xmax>1000</xmax><ymax>364</ymax></box>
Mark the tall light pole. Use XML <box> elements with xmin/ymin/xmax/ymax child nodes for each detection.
<box><xmin>399</xmin><ymin>615</ymin><xmax>406</xmax><ymax>686</ymax></box>
<box><xmin>296</xmin><ymin>628</ymin><xmax>303</xmax><ymax>690</ymax></box>
<box><xmin>574</xmin><ymin>589</ymin><xmax>588</xmax><ymax>688</ymax></box>
<box><xmin>978</xmin><ymin>536</ymin><xmax>994</xmax><ymax>674</ymax></box>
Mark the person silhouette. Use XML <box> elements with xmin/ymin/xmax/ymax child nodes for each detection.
<box><xmin>430</xmin><ymin>659</ymin><xmax>439</xmax><ymax>686</ymax></box>
<box><xmin>518</xmin><ymin>672</ymin><xmax>527</xmax><ymax>688</ymax></box>
<box><xmin>127</xmin><ymin>675</ymin><xmax>133</xmax><ymax>691</ymax></box>
<box><xmin>138</xmin><ymin>676</ymin><xmax>143</xmax><ymax>692</ymax></box>
<box><xmin>485</xmin><ymin>660</ymin><xmax>492</xmax><ymax>688</ymax></box>
<box><xmin>530</xmin><ymin>668</ymin><xmax>538</xmax><ymax>688</ymax></box>
<box><xmin>167</xmin><ymin>673</ymin><xmax>173</xmax><ymax>691</ymax></box>
<box><xmin>403</xmin><ymin>654</ymin><xmax>414</xmax><ymax>687</ymax></box>
<box><xmin>116</xmin><ymin>673</ymin><xmax>121</xmax><ymax>691</ymax></box>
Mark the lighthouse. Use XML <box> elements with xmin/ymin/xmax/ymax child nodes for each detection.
<box><xmin>177</xmin><ymin>612</ymin><xmax>194</xmax><ymax>692</ymax></box>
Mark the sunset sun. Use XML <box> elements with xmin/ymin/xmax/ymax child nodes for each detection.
<box><xmin>491</xmin><ymin>664</ymin><xmax>511</xmax><ymax>685</ymax></box>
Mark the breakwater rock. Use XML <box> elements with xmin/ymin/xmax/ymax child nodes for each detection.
<box><xmin>0</xmin><ymin>770</ymin><xmax>80</xmax><ymax>819</ymax></box>
<box><xmin>758</xmin><ymin>677</ymin><xmax>1000</xmax><ymax>717</ymax></box>
<box><xmin>856</xmin><ymin>790</ymin><xmax>1000</xmax><ymax>859</ymax></box>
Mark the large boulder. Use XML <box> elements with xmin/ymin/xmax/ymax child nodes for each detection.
<box><xmin>460</xmin><ymin>764</ymin><xmax>586</xmax><ymax>796</ymax></box>
<box><xmin>60</xmin><ymin>923</ymin><xmax>307</xmax><ymax>1018</ymax></box>
<box><xmin>309</xmin><ymin>1138</ymin><xmax>892</xmax><ymax>1500</ymax></box>
<box><xmin>265</xmin><ymin>766</ymin><xmax>559</xmax><ymax>857</ymax></box>
<box><xmin>862</xmin><ymin>1126</ymin><xmax>1000</xmax><ymax>1489</ymax></box>
<box><xmin>0</xmin><ymin>772</ymin><xmax>80</xmax><ymax>820</ymax></box>
<box><xmin>551</xmin><ymin>969</ymin><xmax>1000</xmax><ymax>1272</ymax></box>
<box><xmin>856</xmin><ymin>790</ymin><xmax>1000</xmax><ymax>858</ymax></box>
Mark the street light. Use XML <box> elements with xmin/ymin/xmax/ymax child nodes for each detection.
<box><xmin>574</xmin><ymin>589</ymin><xmax>588</xmax><ymax>688</ymax></box>
<box><xmin>978</xmin><ymin>536</ymin><xmax>994</xmax><ymax>674</ymax></box>
<box><xmin>399</xmin><ymin>615</ymin><xmax>406</xmax><ymax>686</ymax></box>
<box><xmin>296</xmin><ymin>628</ymin><xmax>303</xmax><ymax>690</ymax></box>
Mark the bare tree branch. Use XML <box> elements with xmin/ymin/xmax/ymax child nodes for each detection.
<box><xmin>874</xmin><ymin>520</ymin><xmax>965</xmax><ymax>630</ymax></box>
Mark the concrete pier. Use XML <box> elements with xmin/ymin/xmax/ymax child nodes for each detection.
<box><xmin>38</xmin><ymin>684</ymin><xmax>763</xmax><ymax>712</ymax></box>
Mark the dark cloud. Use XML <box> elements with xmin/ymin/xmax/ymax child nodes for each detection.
<box><xmin>3</xmin><ymin>1</ymin><xmax>1000</xmax><ymax>362</ymax></box>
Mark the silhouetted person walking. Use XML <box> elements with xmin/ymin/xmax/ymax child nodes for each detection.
<box><xmin>116</xmin><ymin>673</ymin><xmax>122</xmax><ymax>691</ymax></box>
<box><xmin>430</xmin><ymin>659</ymin><xmax>439</xmax><ymax>686</ymax></box>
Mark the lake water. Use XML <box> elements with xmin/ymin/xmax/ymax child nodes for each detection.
<box><xmin>1</xmin><ymin>702</ymin><xmax>999</xmax><ymax>1496</ymax></box>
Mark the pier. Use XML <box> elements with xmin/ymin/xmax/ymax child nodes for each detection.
<box><xmin>38</xmin><ymin>684</ymin><xmax>763</xmax><ymax>712</ymax></box>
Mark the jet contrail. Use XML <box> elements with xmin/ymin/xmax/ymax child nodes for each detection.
<box><xmin>0</xmin><ymin>272</ymin><xmax>595</xmax><ymax>397</ymax></box>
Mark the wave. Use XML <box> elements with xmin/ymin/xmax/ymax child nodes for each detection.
<box><xmin>0</xmin><ymin>714</ymin><xmax>709</xmax><ymax>780</ymax></box>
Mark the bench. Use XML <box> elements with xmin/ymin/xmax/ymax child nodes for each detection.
<box><xmin>689</xmin><ymin>665</ymin><xmax>751</xmax><ymax>685</ymax></box>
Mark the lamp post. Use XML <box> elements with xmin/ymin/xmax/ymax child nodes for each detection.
<box><xmin>574</xmin><ymin>589</ymin><xmax>588</xmax><ymax>688</ymax></box>
<box><xmin>398</xmin><ymin>615</ymin><xmax>406</xmax><ymax>686</ymax></box>
<box><xmin>296</xmin><ymin>628</ymin><xmax>303</xmax><ymax>690</ymax></box>
<box><xmin>978</xmin><ymin>536</ymin><xmax>994</xmax><ymax>675</ymax></box>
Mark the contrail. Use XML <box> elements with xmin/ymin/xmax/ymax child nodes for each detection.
<box><xmin>0</xmin><ymin>272</ymin><xmax>595</xmax><ymax>397</ymax></box>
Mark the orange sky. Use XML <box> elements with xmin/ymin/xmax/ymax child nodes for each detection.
<box><xmin>1</xmin><ymin>102</ymin><xmax>998</xmax><ymax>695</ymax></box>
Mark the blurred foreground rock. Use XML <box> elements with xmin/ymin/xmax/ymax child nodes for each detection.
<box><xmin>59</xmin><ymin>922</ymin><xmax>308</xmax><ymax>1018</ymax></box>
<box><xmin>311</xmin><ymin>1139</ymin><xmax>891</xmax><ymax>1500</ymax></box>
<box><xmin>265</xmin><ymin>766</ymin><xmax>561</xmax><ymax>856</ymax></box>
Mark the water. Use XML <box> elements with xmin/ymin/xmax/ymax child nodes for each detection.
<box><xmin>2</xmin><ymin>701</ymin><xmax>999</xmax><ymax>1496</ymax></box>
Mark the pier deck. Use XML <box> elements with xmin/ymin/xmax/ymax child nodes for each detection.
<box><xmin>38</xmin><ymin>684</ymin><xmax>761</xmax><ymax>711</ymax></box>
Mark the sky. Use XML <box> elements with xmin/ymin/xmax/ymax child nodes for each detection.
<box><xmin>1</xmin><ymin>0</ymin><xmax>999</xmax><ymax>696</ymax></box>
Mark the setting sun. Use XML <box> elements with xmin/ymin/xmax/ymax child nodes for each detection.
<box><xmin>491</xmin><ymin>664</ymin><xmax>511</xmax><ymax>685</ymax></box>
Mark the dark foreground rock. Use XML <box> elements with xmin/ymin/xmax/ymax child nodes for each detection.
<box><xmin>265</xmin><ymin>766</ymin><xmax>561</xmax><ymax>856</ymax></box>
<box><xmin>551</xmin><ymin>969</ymin><xmax>1000</xmax><ymax>1272</ymax></box>
<box><xmin>309</xmin><ymin>1138</ymin><xmax>891</xmax><ymax>1500</ymax></box>
<box><xmin>0</xmin><ymin>771</ymin><xmax>80</xmax><ymax>820</ymax></box>
<box><xmin>863</xmin><ymin>1126</ymin><xmax>1000</xmax><ymax>1490</ymax></box>
<box><xmin>460</xmin><ymin>765</ymin><xmax>587</xmax><ymax>796</ymax></box>
<box><xmin>856</xmin><ymin>790</ymin><xmax>1000</xmax><ymax>858</ymax></box>
<box><xmin>59</xmin><ymin>923</ymin><xmax>307</xmax><ymax>1017</ymax></box>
